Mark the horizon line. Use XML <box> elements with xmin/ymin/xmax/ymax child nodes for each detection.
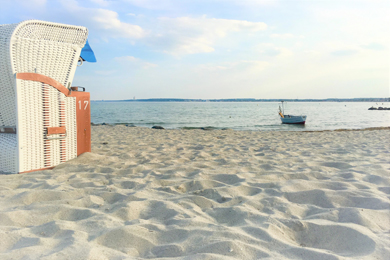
<box><xmin>91</xmin><ymin>97</ymin><xmax>390</xmax><ymax>102</ymax></box>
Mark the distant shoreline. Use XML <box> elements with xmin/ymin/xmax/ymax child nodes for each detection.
<box><xmin>92</xmin><ymin>98</ymin><xmax>390</xmax><ymax>102</ymax></box>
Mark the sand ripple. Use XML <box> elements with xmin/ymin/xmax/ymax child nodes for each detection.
<box><xmin>0</xmin><ymin>126</ymin><xmax>389</xmax><ymax>259</ymax></box>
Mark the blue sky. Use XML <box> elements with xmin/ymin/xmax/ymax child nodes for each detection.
<box><xmin>1</xmin><ymin>0</ymin><xmax>388</xmax><ymax>100</ymax></box>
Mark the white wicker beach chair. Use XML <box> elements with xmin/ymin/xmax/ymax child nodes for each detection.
<box><xmin>0</xmin><ymin>20</ymin><xmax>91</xmax><ymax>174</ymax></box>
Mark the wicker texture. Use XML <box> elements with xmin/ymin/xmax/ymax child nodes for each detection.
<box><xmin>0</xmin><ymin>134</ymin><xmax>17</xmax><ymax>173</ymax></box>
<box><xmin>0</xmin><ymin>23</ymin><xmax>19</xmax><ymax>127</ymax></box>
<box><xmin>0</xmin><ymin>20</ymin><xmax>88</xmax><ymax>173</ymax></box>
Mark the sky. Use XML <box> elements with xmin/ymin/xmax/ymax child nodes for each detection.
<box><xmin>1</xmin><ymin>0</ymin><xmax>389</xmax><ymax>100</ymax></box>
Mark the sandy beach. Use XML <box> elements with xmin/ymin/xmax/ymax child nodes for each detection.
<box><xmin>0</xmin><ymin>126</ymin><xmax>389</xmax><ymax>259</ymax></box>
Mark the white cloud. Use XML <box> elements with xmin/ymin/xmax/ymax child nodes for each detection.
<box><xmin>59</xmin><ymin>0</ymin><xmax>145</xmax><ymax>39</ymax></box>
<box><xmin>319</xmin><ymin>42</ymin><xmax>361</xmax><ymax>57</ymax></box>
<box><xmin>330</xmin><ymin>49</ymin><xmax>359</xmax><ymax>56</ymax></box>
<box><xmin>114</xmin><ymin>56</ymin><xmax>158</xmax><ymax>69</ymax></box>
<box><xmin>276</xmin><ymin>48</ymin><xmax>293</xmax><ymax>58</ymax></box>
<box><xmin>238</xmin><ymin>60</ymin><xmax>270</xmax><ymax>72</ymax></box>
<box><xmin>125</xmin><ymin>0</ymin><xmax>278</xmax><ymax>9</ymax></box>
<box><xmin>146</xmin><ymin>16</ymin><xmax>267</xmax><ymax>55</ymax></box>
<box><xmin>219</xmin><ymin>0</ymin><xmax>278</xmax><ymax>7</ymax></box>
<box><xmin>91</xmin><ymin>9</ymin><xmax>145</xmax><ymax>38</ymax></box>
<box><xmin>361</xmin><ymin>42</ymin><xmax>387</xmax><ymax>51</ymax></box>
<box><xmin>9</xmin><ymin>0</ymin><xmax>47</xmax><ymax>10</ymax></box>
<box><xmin>270</xmin><ymin>33</ymin><xmax>294</xmax><ymax>39</ymax></box>
<box><xmin>17</xmin><ymin>0</ymin><xmax>46</xmax><ymax>5</ymax></box>
<box><xmin>197</xmin><ymin>60</ymin><xmax>269</xmax><ymax>75</ymax></box>
<box><xmin>89</xmin><ymin>0</ymin><xmax>110</xmax><ymax>7</ymax></box>
<box><xmin>122</xmin><ymin>0</ymin><xmax>175</xmax><ymax>10</ymax></box>
<box><xmin>303</xmin><ymin>50</ymin><xmax>322</xmax><ymax>57</ymax></box>
<box><xmin>309</xmin><ymin>3</ymin><xmax>389</xmax><ymax>45</ymax></box>
<box><xmin>256</xmin><ymin>43</ymin><xmax>293</xmax><ymax>59</ymax></box>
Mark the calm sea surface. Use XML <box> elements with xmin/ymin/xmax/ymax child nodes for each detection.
<box><xmin>91</xmin><ymin>102</ymin><xmax>389</xmax><ymax>131</ymax></box>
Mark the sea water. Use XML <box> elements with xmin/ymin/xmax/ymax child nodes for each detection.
<box><xmin>91</xmin><ymin>101</ymin><xmax>389</xmax><ymax>131</ymax></box>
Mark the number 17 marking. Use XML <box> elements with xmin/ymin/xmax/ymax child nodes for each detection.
<box><xmin>78</xmin><ymin>100</ymin><xmax>89</xmax><ymax>110</ymax></box>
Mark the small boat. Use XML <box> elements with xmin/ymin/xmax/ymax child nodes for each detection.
<box><xmin>278</xmin><ymin>101</ymin><xmax>307</xmax><ymax>124</ymax></box>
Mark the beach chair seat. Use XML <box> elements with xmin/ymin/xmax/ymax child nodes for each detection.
<box><xmin>0</xmin><ymin>20</ymin><xmax>90</xmax><ymax>174</ymax></box>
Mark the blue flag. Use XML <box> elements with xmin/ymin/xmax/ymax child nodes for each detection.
<box><xmin>80</xmin><ymin>40</ymin><xmax>97</xmax><ymax>62</ymax></box>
